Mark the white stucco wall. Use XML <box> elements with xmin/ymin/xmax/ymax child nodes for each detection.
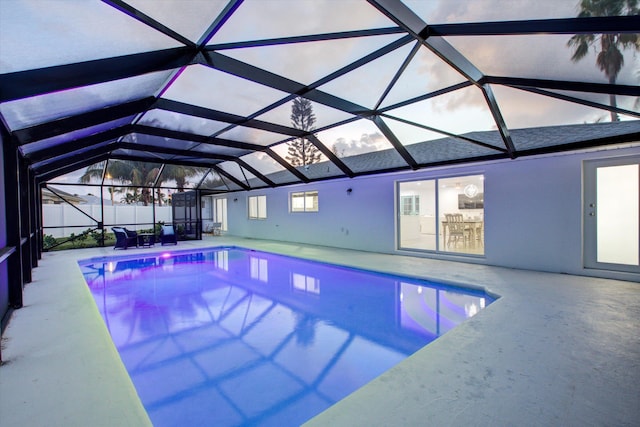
<box><xmin>225</xmin><ymin>145</ymin><xmax>640</xmax><ymax>282</ymax></box>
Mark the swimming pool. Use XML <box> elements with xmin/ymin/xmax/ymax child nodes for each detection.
<box><xmin>79</xmin><ymin>247</ymin><xmax>495</xmax><ymax>426</ymax></box>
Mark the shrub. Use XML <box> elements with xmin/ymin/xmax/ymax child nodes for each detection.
<box><xmin>43</xmin><ymin>234</ymin><xmax>57</xmax><ymax>250</ymax></box>
<box><xmin>90</xmin><ymin>229</ymin><xmax>104</xmax><ymax>246</ymax></box>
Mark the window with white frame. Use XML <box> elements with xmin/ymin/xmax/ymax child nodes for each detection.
<box><xmin>290</xmin><ymin>191</ymin><xmax>318</xmax><ymax>212</ymax></box>
<box><xmin>248</xmin><ymin>195</ymin><xmax>267</xmax><ymax>219</ymax></box>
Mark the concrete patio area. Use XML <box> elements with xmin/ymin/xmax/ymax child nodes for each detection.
<box><xmin>1</xmin><ymin>236</ymin><xmax>638</xmax><ymax>426</ymax></box>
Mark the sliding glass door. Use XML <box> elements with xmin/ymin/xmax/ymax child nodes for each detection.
<box><xmin>398</xmin><ymin>174</ymin><xmax>484</xmax><ymax>255</ymax></box>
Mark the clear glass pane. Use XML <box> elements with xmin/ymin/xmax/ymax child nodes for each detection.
<box><xmin>0</xmin><ymin>0</ymin><xmax>180</xmax><ymax>74</ymax></box>
<box><xmin>385</xmin><ymin>85</ymin><xmax>498</xmax><ymax>140</ymax></box>
<box><xmin>381</xmin><ymin>117</ymin><xmax>451</xmax><ymax>145</ymax></box>
<box><xmin>191</xmin><ymin>144</ymin><xmax>253</xmax><ymax>158</ymax></box>
<box><xmin>80</xmin><ymin>162</ymin><xmax>108</xmax><ymax>186</ymax></box>
<box><xmin>138</xmin><ymin>109</ymin><xmax>230</xmax><ymax>136</ymax></box>
<box><xmin>103</xmin><ymin>186</ymin><xmax>157</xmax><ymax>229</ymax></box>
<box><xmin>543</xmin><ymin>90</ymin><xmax>640</xmax><ymax>115</ymax></box>
<box><xmin>32</xmin><ymin>142</ymin><xmax>113</xmax><ymax>174</ymax></box>
<box><xmin>249</xmin><ymin>196</ymin><xmax>258</xmax><ymax>218</ymax></box>
<box><xmin>217</xmin><ymin>125</ymin><xmax>289</xmax><ymax>146</ymax></box>
<box><xmin>258</xmin><ymin>195</ymin><xmax>267</xmax><ymax>218</ymax></box>
<box><xmin>402</xmin><ymin>0</ymin><xmax>578</xmax><ymax>24</ymax></box>
<box><xmin>103</xmin><ymin>160</ymin><xmax>162</xmax><ymax>186</ymax></box>
<box><xmin>316</xmin><ymin>119</ymin><xmax>408</xmax><ymax>173</ymax></box>
<box><xmin>137</xmin><ymin>186</ymin><xmax>164</xmax><ymax>207</ymax></box>
<box><xmin>48</xmin><ymin>161</ymin><xmax>106</xmax><ymax>185</ymax></box>
<box><xmin>125</xmin><ymin>0</ymin><xmax>228</xmax><ymax>43</ymax></box>
<box><xmin>221</xmin><ymin>34</ymin><xmax>402</xmax><ymax>85</ymax></box>
<box><xmin>42</xmin><ymin>184</ymin><xmax>103</xmax><ymax>238</ymax></box>
<box><xmin>210</xmin><ymin>0</ymin><xmax>394</xmax><ymax>44</ymax></box>
<box><xmin>270</xmin><ymin>140</ymin><xmax>327</xmax><ymax>167</ymax></box>
<box><xmin>406</xmin><ymin>135</ymin><xmax>501</xmax><ymax>164</ymax></box>
<box><xmin>318</xmin><ymin>43</ymin><xmax>414</xmax><ymax>109</ymax></box>
<box><xmin>200</xmin><ymin>170</ymin><xmax>229</xmax><ymax>191</ymax></box>
<box><xmin>438</xmin><ymin>175</ymin><xmax>484</xmax><ymax>255</ymax></box>
<box><xmin>491</xmin><ymin>85</ymin><xmax>629</xmax><ymax>130</ymax></box>
<box><xmin>291</xmin><ymin>192</ymin><xmax>305</xmax><ymax>212</ymax></box>
<box><xmin>157</xmin><ymin>166</ymin><xmax>210</xmax><ymax>190</ymax></box>
<box><xmin>240</xmin><ymin>151</ymin><xmax>300</xmax><ymax>184</ymax></box>
<box><xmin>398</xmin><ymin>180</ymin><xmax>436</xmax><ymax>251</ymax></box>
<box><xmin>270</xmin><ymin>141</ymin><xmax>345</xmax><ymax>180</ymax></box>
<box><xmin>19</xmin><ymin>116</ymin><xmax>133</xmax><ymax>156</ymax></box>
<box><xmin>596</xmin><ymin>164</ymin><xmax>639</xmax><ymax>265</ymax></box>
<box><xmin>380</xmin><ymin>45</ymin><xmax>467</xmax><ymax>109</ymax></box>
<box><xmin>0</xmin><ymin>71</ymin><xmax>172</xmax><ymax>130</ymax></box>
<box><xmin>444</xmin><ymin>34</ymin><xmax>640</xmax><ymax>86</ymax></box>
<box><xmin>122</xmin><ymin>133</ymin><xmax>200</xmax><ymax>151</ymax></box>
<box><xmin>161</xmin><ymin>65</ymin><xmax>288</xmax><ymax>117</ymax></box>
<box><xmin>111</xmin><ymin>147</ymin><xmax>169</xmax><ymax>161</ymax></box>
<box><xmin>217</xmin><ymin>161</ymin><xmax>256</xmax><ymax>185</ymax></box>
<box><xmin>256</xmin><ymin>97</ymin><xmax>354</xmax><ymax>130</ymax></box>
<box><xmin>162</xmin><ymin>156</ymin><xmax>219</xmax><ymax>169</ymax></box>
<box><xmin>306</xmin><ymin>191</ymin><xmax>319</xmax><ymax>212</ymax></box>
<box><xmin>380</xmin><ymin>116</ymin><xmax>502</xmax><ymax>162</ymax></box>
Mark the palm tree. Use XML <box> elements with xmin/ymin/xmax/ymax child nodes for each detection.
<box><xmin>78</xmin><ymin>161</ymin><xmax>107</xmax><ymax>184</ymax></box>
<box><xmin>201</xmin><ymin>172</ymin><xmax>226</xmax><ymax>190</ymax></box>
<box><xmin>567</xmin><ymin>0</ymin><xmax>639</xmax><ymax>121</ymax></box>
<box><xmin>79</xmin><ymin>161</ymin><xmax>117</xmax><ymax>204</ymax></box>
<box><xmin>157</xmin><ymin>164</ymin><xmax>201</xmax><ymax>193</ymax></box>
<box><xmin>79</xmin><ymin>160</ymin><xmax>160</xmax><ymax>205</ymax></box>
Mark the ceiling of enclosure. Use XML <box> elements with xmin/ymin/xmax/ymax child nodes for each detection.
<box><xmin>1</xmin><ymin>0</ymin><xmax>639</xmax><ymax>193</ymax></box>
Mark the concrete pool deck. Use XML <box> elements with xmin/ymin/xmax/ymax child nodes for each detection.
<box><xmin>1</xmin><ymin>236</ymin><xmax>639</xmax><ymax>426</ymax></box>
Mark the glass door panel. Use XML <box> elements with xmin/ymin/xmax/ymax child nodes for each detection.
<box><xmin>438</xmin><ymin>175</ymin><xmax>484</xmax><ymax>255</ymax></box>
<box><xmin>398</xmin><ymin>180</ymin><xmax>436</xmax><ymax>251</ymax></box>
<box><xmin>584</xmin><ymin>157</ymin><xmax>640</xmax><ymax>272</ymax></box>
<box><xmin>215</xmin><ymin>197</ymin><xmax>228</xmax><ymax>232</ymax></box>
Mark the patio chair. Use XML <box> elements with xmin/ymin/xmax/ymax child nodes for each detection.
<box><xmin>112</xmin><ymin>227</ymin><xmax>138</xmax><ymax>250</ymax></box>
<box><xmin>212</xmin><ymin>222</ymin><xmax>222</xmax><ymax>236</ymax></box>
<box><xmin>444</xmin><ymin>214</ymin><xmax>470</xmax><ymax>248</ymax></box>
<box><xmin>160</xmin><ymin>224</ymin><xmax>178</xmax><ymax>245</ymax></box>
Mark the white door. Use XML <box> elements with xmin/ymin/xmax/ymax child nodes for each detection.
<box><xmin>584</xmin><ymin>156</ymin><xmax>640</xmax><ymax>273</ymax></box>
<box><xmin>215</xmin><ymin>197</ymin><xmax>228</xmax><ymax>231</ymax></box>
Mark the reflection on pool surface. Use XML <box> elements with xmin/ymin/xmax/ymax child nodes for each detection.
<box><xmin>79</xmin><ymin>247</ymin><xmax>495</xmax><ymax>427</ymax></box>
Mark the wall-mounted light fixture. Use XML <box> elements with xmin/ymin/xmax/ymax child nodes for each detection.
<box><xmin>346</xmin><ymin>188</ymin><xmax>353</xmax><ymax>195</ymax></box>
<box><xmin>233</xmin><ymin>198</ymin><xmax>238</xmax><ymax>202</ymax></box>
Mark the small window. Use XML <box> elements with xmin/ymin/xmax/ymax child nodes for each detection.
<box><xmin>291</xmin><ymin>191</ymin><xmax>318</xmax><ymax>212</ymax></box>
<box><xmin>248</xmin><ymin>195</ymin><xmax>267</xmax><ymax>219</ymax></box>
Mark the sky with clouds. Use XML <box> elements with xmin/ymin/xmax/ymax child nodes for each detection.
<box><xmin>1</xmin><ymin>0</ymin><xmax>638</xmax><ymax>194</ymax></box>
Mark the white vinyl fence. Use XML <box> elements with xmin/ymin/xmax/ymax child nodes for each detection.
<box><xmin>43</xmin><ymin>204</ymin><xmax>172</xmax><ymax>238</ymax></box>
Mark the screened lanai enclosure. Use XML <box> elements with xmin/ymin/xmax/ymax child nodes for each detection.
<box><xmin>1</xmin><ymin>1</ymin><xmax>639</xmax><ymax>315</ymax></box>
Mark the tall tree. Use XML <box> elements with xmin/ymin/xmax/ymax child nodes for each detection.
<box><xmin>79</xmin><ymin>160</ymin><xmax>159</xmax><ymax>205</ymax></box>
<box><xmin>159</xmin><ymin>164</ymin><xmax>200</xmax><ymax>192</ymax></box>
<box><xmin>286</xmin><ymin>97</ymin><xmax>322</xmax><ymax>167</ymax></box>
<box><xmin>567</xmin><ymin>0</ymin><xmax>639</xmax><ymax>121</ymax></box>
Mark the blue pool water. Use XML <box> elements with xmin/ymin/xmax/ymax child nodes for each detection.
<box><xmin>79</xmin><ymin>247</ymin><xmax>495</xmax><ymax>426</ymax></box>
